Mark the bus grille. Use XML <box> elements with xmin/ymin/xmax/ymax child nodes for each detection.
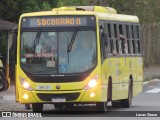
<box><xmin>37</xmin><ymin>93</ymin><xmax>80</xmax><ymax>101</ymax></box>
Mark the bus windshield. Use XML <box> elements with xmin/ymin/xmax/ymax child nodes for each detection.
<box><xmin>20</xmin><ymin>30</ymin><xmax>97</xmax><ymax>74</ymax></box>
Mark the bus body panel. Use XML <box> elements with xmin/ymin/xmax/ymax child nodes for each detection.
<box><xmin>101</xmin><ymin>56</ymin><xmax>143</xmax><ymax>101</ymax></box>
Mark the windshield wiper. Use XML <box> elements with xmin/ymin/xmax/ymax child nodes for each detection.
<box><xmin>34</xmin><ymin>30</ymin><xmax>41</xmax><ymax>44</ymax></box>
<box><xmin>33</xmin><ymin>30</ymin><xmax>41</xmax><ymax>55</ymax></box>
<box><xmin>67</xmin><ymin>29</ymin><xmax>78</xmax><ymax>64</ymax></box>
<box><xmin>67</xmin><ymin>29</ymin><xmax>78</xmax><ymax>53</ymax></box>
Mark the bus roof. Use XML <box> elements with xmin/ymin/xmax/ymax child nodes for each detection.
<box><xmin>20</xmin><ymin>6</ymin><xmax>139</xmax><ymax>23</ymax></box>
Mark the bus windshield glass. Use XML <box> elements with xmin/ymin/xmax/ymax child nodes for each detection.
<box><xmin>20</xmin><ymin>30</ymin><xmax>97</xmax><ymax>74</ymax></box>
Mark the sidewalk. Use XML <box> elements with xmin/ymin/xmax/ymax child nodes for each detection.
<box><xmin>143</xmin><ymin>66</ymin><xmax>160</xmax><ymax>79</ymax></box>
<box><xmin>0</xmin><ymin>85</ymin><xmax>15</xmax><ymax>102</ymax></box>
<box><xmin>0</xmin><ymin>67</ymin><xmax>160</xmax><ymax>102</ymax></box>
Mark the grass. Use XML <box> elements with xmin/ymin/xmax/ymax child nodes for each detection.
<box><xmin>144</xmin><ymin>75</ymin><xmax>160</xmax><ymax>82</ymax></box>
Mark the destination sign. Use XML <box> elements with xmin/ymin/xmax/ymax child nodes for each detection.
<box><xmin>21</xmin><ymin>16</ymin><xmax>96</xmax><ymax>28</ymax></box>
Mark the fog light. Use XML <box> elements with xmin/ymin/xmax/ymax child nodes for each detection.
<box><xmin>23</xmin><ymin>94</ymin><xmax>28</xmax><ymax>99</ymax></box>
<box><xmin>90</xmin><ymin>92</ymin><xmax>95</xmax><ymax>98</ymax></box>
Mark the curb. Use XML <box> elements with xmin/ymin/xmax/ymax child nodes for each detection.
<box><xmin>0</xmin><ymin>95</ymin><xmax>15</xmax><ymax>102</ymax></box>
<box><xmin>0</xmin><ymin>85</ymin><xmax>15</xmax><ymax>102</ymax></box>
<box><xmin>143</xmin><ymin>79</ymin><xmax>160</xmax><ymax>87</ymax></box>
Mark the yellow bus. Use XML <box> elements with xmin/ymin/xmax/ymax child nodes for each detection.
<box><xmin>15</xmin><ymin>6</ymin><xmax>143</xmax><ymax>112</ymax></box>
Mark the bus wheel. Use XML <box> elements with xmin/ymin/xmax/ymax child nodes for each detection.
<box><xmin>96</xmin><ymin>102</ymin><xmax>107</xmax><ymax>112</ymax></box>
<box><xmin>32</xmin><ymin>103</ymin><xmax>43</xmax><ymax>112</ymax></box>
<box><xmin>121</xmin><ymin>80</ymin><xmax>132</xmax><ymax>108</ymax></box>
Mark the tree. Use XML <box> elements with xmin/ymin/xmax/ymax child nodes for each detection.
<box><xmin>100</xmin><ymin>0</ymin><xmax>108</xmax><ymax>6</ymax></box>
<box><xmin>0</xmin><ymin>0</ymin><xmax>18</xmax><ymax>22</ymax></box>
<box><xmin>57</xmin><ymin>0</ymin><xmax>87</xmax><ymax>7</ymax></box>
<box><xmin>0</xmin><ymin>0</ymin><xmax>59</xmax><ymax>22</ymax></box>
<box><xmin>86</xmin><ymin>0</ymin><xmax>108</xmax><ymax>6</ymax></box>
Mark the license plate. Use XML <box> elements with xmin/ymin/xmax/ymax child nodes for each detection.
<box><xmin>52</xmin><ymin>98</ymin><xmax>66</xmax><ymax>102</ymax></box>
<box><xmin>36</xmin><ymin>85</ymin><xmax>52</xmax><ymax>90</ymax></box>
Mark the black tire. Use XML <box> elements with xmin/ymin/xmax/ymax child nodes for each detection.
<box><xmin>108</xmin><ymin>78</ymin><xmax>121</xmax><ymax>108</ymax></box>
<box><xmin>121</xmin><ymin>80</ymin><xmax>132</xmax><ymax>108</ymax></box>
<box><xmin>0</xmin><ymin>72</ymin><xmax>8</xmax><ymax>91</ymax></box>
<box><xmin>96</xmin><ymin>102</ymin><xmax>107</xmax><ymax>112</ymax></box>
<box><xmin>0</xmin><ymin>75</ymin><xmax>3</xmax><ymax>91</ymax></box>
<box><xmin>32</xmin><ymin>103</ymin><xmax>43</xmax><ymax>112</ymax></box>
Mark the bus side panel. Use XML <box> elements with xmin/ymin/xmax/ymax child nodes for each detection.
<box><xmin>133</xmin><ymin>57</ymin><xmax>143</xmax><ymax>97</ymax></box>
<box><xmin>116</xmin><ymin>56</ymin><xmax>136</xmax><ymax>100</ymax></box>
<box><xmin>101</xmin><ymin>57</ymin><xmax>120</xmax><ymax>101</ymax></box>
<box><xmin>101</xmin><ymin>59</ymin><xmax>109</xmax><ymax>102</ymax></box>
<box><xmin>102</xmin><ymin>56</ymin><xmax>143</xmax><ymax>101</ymax></box>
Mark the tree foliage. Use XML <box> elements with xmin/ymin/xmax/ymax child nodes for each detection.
<box><xmin>57</xmin><ymin>0</ymin><xmax>87</xmax><ymax>7</ymax></box>
<box><xmin>0</xmin><ymin>0</ymin><xmax>160</xmax><ymax>24</ymax></box>
<box><xmin>107</xmin><ymin>0</ymin><xmax>160</xmax><ymax>24</ymax></box>
<box><xmin>0</xmin><ymin>0</ymin><xmax>58</xmax><ymax>22</ymax></box>
<box><xmin>1</xmin><ymin>0</ymin><xmax>160</xmax><ymax>67</ymax></box>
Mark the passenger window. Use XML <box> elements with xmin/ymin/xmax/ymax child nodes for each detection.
<box><xmin>126</xmin><ymin>25</ymin><xmax>130</xmax><ymax>39</ymax></box>
<box><xmin>137</xmin><ymin>40</ymin><xmax>141</xmax><ymax>54</ymax></box>
<box><xmin>118</xmin><ymin>24</ymin><xmax>128</xmax><ymax>54</ymax></box>
<box><xmin>114</xmin><ymin>24</ymin><xmax>119</xmax><ymax>54</ymax></box>
<box><xmin>134</xmin><ymin>25</ymin><xmax>141</xmax><ymax>54</ymax></box>
<box><xmin>108</xmin><ymin>24</ymin><xmax>111</xmax><ymax>38</ymax></box>
<box><xmin>107</xmin><ymin>24</ymin><xmax>112</xmax><ymax>54</ymax></box>
<box><xmin>118</xmin><ymin>24</ymin><xmax>123</xmax><ymax>54</ymax></box>
<box><xmin>125</xmin><ymin>25</ymin><xmax>131</xmax><ymax>54</ymax></box>
<box><xmin>128</xmin><ymin>25</ymin><xmax>134</xmax><ymax>54</ymax></box>
<box><xmin>119</xmin><ymin>34</ymin><xmax>128</xmax><ymax>54</ymax></box>
<box><xmin>104</xmin><ymin>23</ymin><xmax>112</xmax><ymax>55</ymax></box>
<box><xmin>111</xmin><ymin>24</ymin><xmax>117</xmax><ymax>55</ymax></box>
<box><xmin>103</xmin><ymin>23</ymin><xmax>141</xmax><ymax>56</ymax></box>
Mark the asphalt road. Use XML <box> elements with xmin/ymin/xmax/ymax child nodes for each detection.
<box><xmin>39</xmin><ymin>81</ymin><xmax>160</xmax><ymax>117</ymax></box>
<box><xmin>0</xmin><ymin>81</ymin><xmax>160</xmax><ymax>120</ymax></box>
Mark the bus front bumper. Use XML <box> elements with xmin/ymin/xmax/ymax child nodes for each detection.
<box><xmin>18</xmin><ymin>85</ymin><xmax>106</xmax><ymax>104</ymax></box>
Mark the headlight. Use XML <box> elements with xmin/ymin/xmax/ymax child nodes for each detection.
<box><xmin>23</xmin><ymin>82</ymin><xmax>30</xmax><ymax>89</ymax></box>
<box><xmin>84</xmin><ymin>75</ymin><xmax>98</xmax><ymax>90</ymax></box>
<box><xmin>19</xmin><ymin>77</ymin><xmax>33</xmax><ymax>91</ymax></box>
